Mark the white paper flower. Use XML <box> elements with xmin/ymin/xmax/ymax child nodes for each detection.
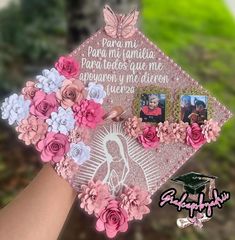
<box><xmin>36</xmin><ymin>68</ymin><xmax>65</xmax><ymax>93</ymax></box>
<box><xmin>46</xmin><ymin>107</ymin><xmax>76</xmax><ymax>135</ymax></box>
<box><xmin>67</xmin><ymin>142</ymin><xmax>91</xmax><ymax>165</ymax></box>
<box><xmin>87</xmin><ymin>82</ymin><xmax>106</xmax><ymax>104</ymax></box>
<box><xmin>1</xmin><ymin>94</ymin><xmax>30</xmax><ymax>125</ymax></box>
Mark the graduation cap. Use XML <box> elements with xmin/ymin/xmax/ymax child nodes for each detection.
<box><xmin>171</xmin><ymin>172</ymin><xmax>217</xmax><ymax>195</ymax></box>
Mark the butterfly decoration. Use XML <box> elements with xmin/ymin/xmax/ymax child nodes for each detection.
<box><xmin>103</xmin><ymin>5</ymin><xmax>139</xmax><ymax>39</ymax></box>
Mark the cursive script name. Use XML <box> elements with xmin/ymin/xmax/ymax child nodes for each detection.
<box><xmin>159</xmin><ymin>188</ymin><xmax>230</xmax><ymax>218</ymax></box>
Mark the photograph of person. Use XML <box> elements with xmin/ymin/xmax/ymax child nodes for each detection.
<box><xmin>140</xmin><ymin>94</ymin><xmax>165</xmax><ymax>123</ymax></box>
<box><xmin>180</xmin><ymin>95</ymin><xmax>208</xmax><ymax>125</ymax></box>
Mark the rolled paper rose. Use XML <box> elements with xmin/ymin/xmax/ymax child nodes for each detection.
<box><xmin>56</xmin><ymin>79</ymin><xmax>85</xmax><ymax>108</ymax></box>
<box><xmin>30</xmin><ymin>90</ymin><xmax>59</xmax><ymax>120</ymax></box>
<box><xmin>138</xmin><ymin>124</ymin><xmax>160</xmax><ymax>149</ymax></box>
<box><xmin>22</xmin><ymin>81</ymin><xmax>39</xmax><ymax>100</ymax></box>
<box><xmin>120</xmin><ymin>186</ymin><xmax>152</xmax><ymax>220</ymax></box>
<box><xmin>73</xmin><ymin>99</ymin><xmax>105</xmax><ymax>129</ymax></box>
<box><xmin>186</xmin><ymin>123</ymin><xmax>206</xmax><ymax>149</ymax></box>
<box><xmin>55</xmin><ymin>56</ymin><xmax>79</xmax><ymax>78</ymax></box>
<box><xmin>96</xmin><ymin>200</ymin><xmax>128</xmax><ymax>238</ymax></box>
<box><xmin>16</xmin><ymin>115</ymin><xmax>48</xmax><ymax>145</ymax></box>
<box><xmin>67</xmin><ymin>142</ymin><xmax>91</xmax><ymax>165</ymax></box>
<box><xmin>36</xmin><ymin>132</ymin><xmax>70</xmax><ymax>162</ymax></box>
<box><xmin>86</xmin><ymin>82</ymin><xmax>106</xmax><ymax>104</ymax></box>
<box><xmin>78</xmin><ymin>180</ymin><xmax>111</xmax><ymax>215</ymax></box>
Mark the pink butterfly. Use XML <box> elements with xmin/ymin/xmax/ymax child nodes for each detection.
<box><xmin>103</xmin><ymin>5</ymin><xmax>139</xmax><ymax>39</ymax></box>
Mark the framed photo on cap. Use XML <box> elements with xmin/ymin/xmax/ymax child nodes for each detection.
<box><xmin>132</xmin><ymin>86</ymin><xmax>172</xmax><ymax>124</ymax></box>
<box><xmin>175</xmin><ymin>88</ymin><xmax>213</xmax><ymax>125</ymax></box>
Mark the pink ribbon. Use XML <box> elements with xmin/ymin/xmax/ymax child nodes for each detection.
<box><xmin>103</xmin><ymin>106</ymin><xmax>125</xmax><ymax>122</ymax></box>
<box><xmin>187</xmin><ymin>213</ymin><xmax>204</xmax><ymax>228</ymax></box>
<box><xmin>177</xmin><ymin>213</ymin><xmax>211</xmax><ymax>229</ymax></box>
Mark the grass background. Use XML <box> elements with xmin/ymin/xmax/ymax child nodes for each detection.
<box><xmin>142</xmin><ymin>0</ymin><xmax>235</xmax><ymax>180</ymax></box>
<box><xmin>0</xmin><ymin>0</ymin><xmax>235</xmax><ymax>239</ymax></box>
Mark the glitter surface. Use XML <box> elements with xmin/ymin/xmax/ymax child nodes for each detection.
<box><xmin>71</xmin><ymin>28</ymin><xmax>232</xmax><ymax>196</ymax></box>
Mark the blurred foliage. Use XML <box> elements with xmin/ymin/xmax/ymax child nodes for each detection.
<box><xmin>142</xmin><ymin>0</ymin><xmax>235</xmax><ymax>181</ymax></box>
<box><xmin>0</xmin><ymin>0</ymin><xmax>67</xmax><ymax>206</ymax></box>
<box><xmin>0</xmin><ymin>0</ymin><xmax>67</xmax><ymax>93</ymax></box>
<box><xmin>142</xmin><ymin>0</ymin><xmax>235</xmax><ymax>239</ymax></box>
<box><xmin>0</xmin><ymin>0</ymin><xmax>235</xmax><ymax>239</ymax></box>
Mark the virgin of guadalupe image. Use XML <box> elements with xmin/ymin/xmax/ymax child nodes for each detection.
<box><xmin>94</xmin><ymin>132</ymin><xmax>147</xmax><ymax>196</ymax></box>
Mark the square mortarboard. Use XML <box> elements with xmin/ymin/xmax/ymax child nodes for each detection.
<box><xmin>171</xmin><ymin>172</ymin><xmax>217</xmax><ymax>195</ymax></box>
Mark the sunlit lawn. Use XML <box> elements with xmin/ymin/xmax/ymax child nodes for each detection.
<box><xmin>142</xmin><ymin>0</ymin><xmax>235</xmax><ymax>179</ymax></box>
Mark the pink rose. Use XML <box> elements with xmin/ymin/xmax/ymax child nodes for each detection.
<box><xmin>78</xmin><ymin>181</ymin><xmax>111</xmax><ymax>215</ymax></box>
<box><xmin>56</xmin><ymin>79</ymin><xmax>85</xmax><ymax>108</ymax></box>
<box><xmin>16</xmin><ymin>116</ymin><xmax>48</xmax><ymax>145</ymax></box>
<box><xmin>30</xmin><ymin>91</ymin><xmax>59</xmax><ymax>119</ymax></box>
<box><xmin>73</xmin><ymin>99</ymin><xmax>105</xmax><ymax>129</ymax></box>
<box><xmin>55</xmin><ymin>56</ymin><xmax>79</xmax><ymax>78</ymax></box>
<box><xmin>186</xmin><ymin>123</ymin><xmax>206</xmax><ymax>149</ymax></box>
<box><xmin>96</xmin><ymin>200</ymin><xmax>128</xmax><ymax>239</ymax></box>
<box><xmin>36</xmin><ymin>132</ymin><xmax>70</xmax><ymax>162</ymax></box>
<box><xmin>22</xmin><ymin>81</ymin><xmax>39</xmax><ymax>100</ymax></box>
<box><xmin>138</xmin><ymin>124</ymin><xmax>160</xmax><ymax>149</ymax></box>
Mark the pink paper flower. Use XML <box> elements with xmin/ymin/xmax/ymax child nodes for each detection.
<box><xmin>96</xmin><ymin>200</ymin><xmax>128</xmax><ymax>239</ymax></box>
<box><xmin>120</xmin><ymin>186</ymin><xmax>152</xmax><ymax>220</ymax></box>
<box><xmin>68</xmin><ymin>126</ymin><xmax>90</xmax><ymax>144</ymax></box>
<box><xmin>36</xmin><ymin>132</ymin><xmax>70</xmax><ymax>162</ymax></box>
<box><xmin>124</xmin><ymin>116</ymin><xmax>143</xmax><ymax>138</ymax></box>
<box><xmin>56</xmin><ymin>79</ymin><xmax>86</xmax><ymax>108</ymax></box>
<box><xmin>172</xmin><ymin>121</ymin><xmax>189</xmax><ymax>143</ymax></box>
<box><xmin>73</xmin><ymin>99</ymin><xmax>105</xmax><ymax>128</ymax></box>
<box><xmin>201</xmin><ymin>119</ymin><xmax>221</xmax><ymax>143</ymax></box>
<box><xmin>54</xmin><ymin>157</ymin><xmax>79</xmax><ymax>186</ymax></box>
<box><xmin>186</xmin><ymin>123</ymin><xmax>206</xmax><ymax>149</ymax></box>
<box><xmin>16</xmin><ymin>116</ymin><xmax>48</xmax><ymax>145</ymax></box>
<box><xmin>55</xmin><ymin>56</ymin><xmax>79</xmax><ymax>78</ymax></box>
<box><xmin>138</xmin><ymin>124</ymin><xmax>160</xmax><ymax>149</ymax></box>
<box><xmin>157</xmin><ymin>121</ymin><xmax>174</xmax><ymax>143</ymax></box>
<box><xmin>22</xmin><ymin>81</ymin><xmax>39</xmax><ymax>100</ymax></box>
<box><xmin>78</xmin><ymin>180</ymin><xmax>111</xmax><ymax>215</ymax></box>
<box><xmin>30</xmin><ymin>90</ymin><xmax>59</xmax><ymax>119</ymax></box>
